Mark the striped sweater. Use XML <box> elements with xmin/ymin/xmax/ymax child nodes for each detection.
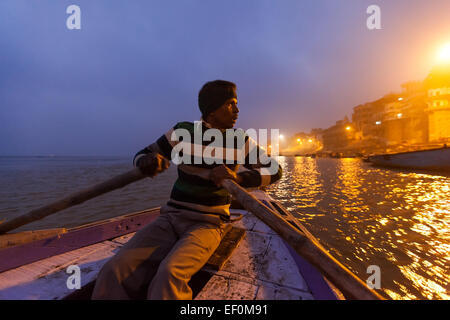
<box><xmin>133</xmin><ymin>121</ymin><xmax>282</xmax><ymax>220</ymax></box>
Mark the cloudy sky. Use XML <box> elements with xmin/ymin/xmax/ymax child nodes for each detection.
<box><xmin>1</xmin><ymin>0</ymin><xmax>449</xmax><ymax>156</ymax></box>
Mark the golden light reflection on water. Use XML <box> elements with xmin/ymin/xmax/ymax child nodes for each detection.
<box><xmin>267</xmin><ymin>157</ymin><xmax>450</xmax><ymax>300</ymax></box>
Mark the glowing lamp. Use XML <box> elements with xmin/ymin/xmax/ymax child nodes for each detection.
<box><xmin>436</xmin><ymin>43</ymin><xmax>450</xmax><ymax>64</ymax></box>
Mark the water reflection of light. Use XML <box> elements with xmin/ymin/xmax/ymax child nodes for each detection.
<box><xmin>389</xmin><ymin>173</ymin><xmax>450</xmax><ymax>299</ymax></box>
<box><xmin>268</xmin><ymin>156</ymin><xmax>321</xmax><ymax>215</ymax></box>
<box><xmin>266</xmin><ymin>157</ymin><xmax>450</xmax><ymax>300</ymax></box>
<box><xmin>335</xmin><ymin>158</ymin><xmax>368</xmax><ymax>216</ymax></box>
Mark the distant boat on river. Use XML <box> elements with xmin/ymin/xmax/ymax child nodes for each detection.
<box><xmin>368</xmin><ymin>145</ymin><xmax>450</xmax><ymax>171</ymax></box>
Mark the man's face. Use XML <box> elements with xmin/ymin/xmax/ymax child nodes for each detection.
<box><xmin>208</xmin><ymin>98</ymin><xmax>239</xmax><ymax>129</ymax></box>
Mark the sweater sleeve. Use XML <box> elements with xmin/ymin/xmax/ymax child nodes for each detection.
<box><xmin>237</xmin><ymin>137</ymin><xmax>282</xmax><ymax>188</ymax></box>
<box><xmin>132</xmin><ymin>125</ymin><xmax>179</xmax><ymax>167</ymax></box>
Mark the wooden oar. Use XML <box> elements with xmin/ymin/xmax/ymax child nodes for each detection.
<box><xmin>0</xmin><ymin>168</ymin><xmax>146</xmax><ymax>234</ymax></box>
<box><xmin>221</xmin><ymin>179</ymin><xmax>384</xmax><ymax>300</ymax></box>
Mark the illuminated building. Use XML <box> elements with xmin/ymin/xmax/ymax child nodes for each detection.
<box><xmin>322</xmin><ymin>117</ymin><xmax>355</xmax><ymax>151</ymax></box>
<box><xmin>351</xmin><ymin>95</ymin><xmax>397</xmax><ymax>148</ymax></box>
<box><xmin>424</xmin><ymin>67</ymin><xmax>450</xmax><ymax>143</ymax></box>
<box><xmin>382</xmin><ymin>82</ymin><xmax>428</xmax><ymax>146</ymax></box>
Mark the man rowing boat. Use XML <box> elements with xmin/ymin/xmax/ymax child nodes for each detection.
<box><xmin>91</xmin><ymin>80</ymin><xmax>282</xmax><ymax>300</ymax></box>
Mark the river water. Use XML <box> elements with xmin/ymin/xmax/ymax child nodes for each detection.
<box><xmin>266</xmin><ymin>156</ymin><xmax>449</xmax><ymax>300</ymax></box>
<box><xmin>0</xmin><ymin>156</ymin><xmax>449</xmax><ymax>299</ymax></box>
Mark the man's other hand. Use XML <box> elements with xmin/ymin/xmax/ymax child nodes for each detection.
<box><xmin>137</xmin><ymin>153</ymin><xmax>170</xmax><ymax>177</ymax></box>
<box><xmin>209</xmin><ymin>165</ymin><xmax>242</xmax><ymax>187</ymax></box>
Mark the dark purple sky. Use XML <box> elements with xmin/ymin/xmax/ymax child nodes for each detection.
<box><xmin>1</xmin><ymin>0</ymin><xmax>449</xmax><ymax>156</ymax></box>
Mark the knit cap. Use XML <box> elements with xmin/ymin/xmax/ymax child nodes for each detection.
<box><xmin>198</xmin><ymin>80</ymin><xmax>237</xmax><ymax>118</ymax></box>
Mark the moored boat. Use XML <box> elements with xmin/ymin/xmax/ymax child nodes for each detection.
<box><xmin>0</xmin><ymin>190</ymin><xmax>343</xmax><ymax>300</ymax></box>
<box><xmin>368</xmin><ymin>145</ymin><xmax>450</xmax><ymax>171</ymax></box>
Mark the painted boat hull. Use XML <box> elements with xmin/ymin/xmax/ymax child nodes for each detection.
<box><xmin>368</xmin><ymin>147</ymin><xmax>450</xmax><ymax>171</ymax></box>
<box><xmin>0</xmin><ymin>191</ymin><xmax>341</xmax><ymax>300</ymax></box>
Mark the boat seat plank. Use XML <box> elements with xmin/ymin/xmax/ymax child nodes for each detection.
<box><xmin>204</xmin><ymin>226</ymin><xmax>246</xmax><ymax>271</ymax></box>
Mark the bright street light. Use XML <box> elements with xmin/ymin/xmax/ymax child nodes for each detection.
<box><xmin>436</xmin><ymin>43</ymin><xmax>450</xmax><ymax>64</ymax></box>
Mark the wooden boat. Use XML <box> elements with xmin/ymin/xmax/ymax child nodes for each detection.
<box><xmin>0</xmin><ymin>190</ymin><xmax>343</xmax><ymax>300</ymax></box>
<box><xmin>368</xmin><ymin>146</ymin><xmax>450</xmax><ymax>171</ymax></box>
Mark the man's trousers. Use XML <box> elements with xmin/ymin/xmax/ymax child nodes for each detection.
<box><xmin>91</xmin><ymin>205</ymin><xmax>226</xmax><ymax>300</ymax></box>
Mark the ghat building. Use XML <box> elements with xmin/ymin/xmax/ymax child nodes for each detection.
<box><xmin>424</xmin><ymin>67</ymin><xmax>450</xmax><ymax>143</ymax></box>
<box><xmin>321</xmin><ymin>117</ymin><xmax>355</xmax><ymax>152</ymax></box>
<box><xmin>321</xmin><ymin>67</ymin><xmax>450</xmax><ymax>153</ymax></box>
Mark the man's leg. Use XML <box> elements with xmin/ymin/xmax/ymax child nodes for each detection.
<box><xmin>147</xmin><ymin>218</ymin><xmax>224</xmax><ymax>300</ymax></box>
<box><xmin>91</xmin><ymin>213</ymin><xmax>178</xmax><ymax>300</ymax></box>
